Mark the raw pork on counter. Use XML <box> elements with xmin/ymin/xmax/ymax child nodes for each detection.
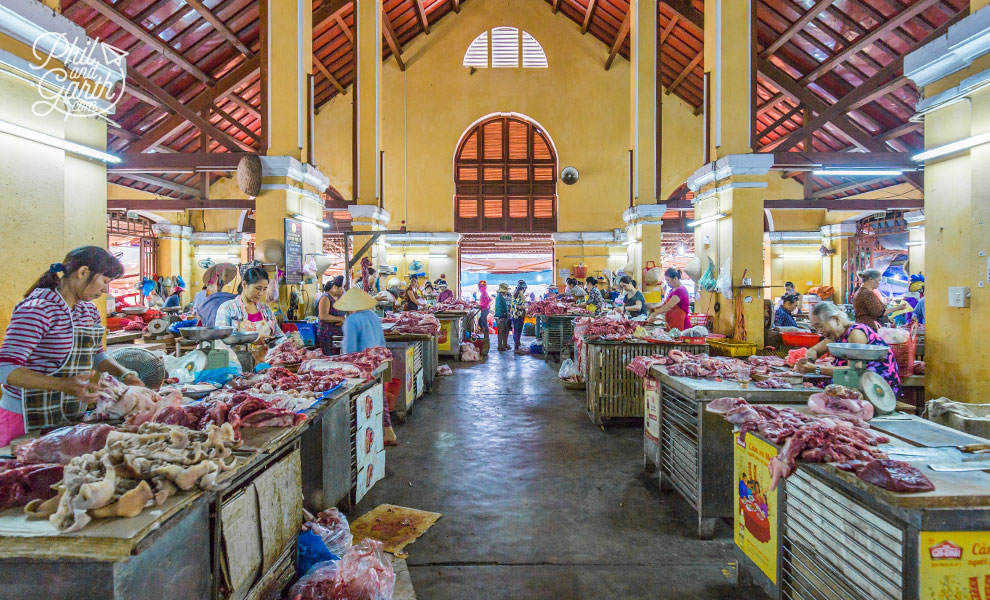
<box><xmin>15</xmin><ymin>423</ymin><xmax>114</xmax><ymax>464</ymax></box>
<box><xmin>807</xmin><ymin>384</ymin><xmax>874</xmax><ymax>422</ymax></box>
<box><xmin>0</xmin><ymin>460</ymin><xmax>63</xmax><ymax>511</ymax></box>
<box><xmin>383</xmin><ymin>311</ymin><xmax>442</xmax><ymax>335</ymax></box>
<box><xmin>626</xmin><ymin>355</ymin><xmax>673</xmax><ymax>377</ymax></box>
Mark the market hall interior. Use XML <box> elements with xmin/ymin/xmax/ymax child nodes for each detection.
<box><xmin>1</xmin><ymin>0</ymin><xmax>990</xmax><ymax>598</ymax></box>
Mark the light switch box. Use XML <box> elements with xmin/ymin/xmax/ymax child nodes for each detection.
<box><xmin>948</xmin><ymin>286</ymin><xmax>970</xmax><ymax>308</ymax></box>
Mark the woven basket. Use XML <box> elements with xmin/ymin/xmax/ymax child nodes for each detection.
<box><xmin>890</xmin><ymin>339</ymin><xmax>916</xmax><ymax>379</ymax></box>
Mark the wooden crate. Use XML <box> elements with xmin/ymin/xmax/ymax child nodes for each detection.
<box><xmin>586</xmin><ymin>341</ymin><xmax>709</xmax><ymax>426</ymax></box>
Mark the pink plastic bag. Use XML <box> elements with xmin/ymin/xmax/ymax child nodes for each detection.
<box><xmin>305</xmin><ymin>508</ymin><xmax>353</xmax><ymax>559</ymax></box>
<box><xmin>332</xmin><ymin>539</ymin><xmax>395</xmax><ymax>600</ymax></box>
<box><xmin>288</xmin><ymin>560</ymin><xmax>341</xmax><ymax>600</ymax></box>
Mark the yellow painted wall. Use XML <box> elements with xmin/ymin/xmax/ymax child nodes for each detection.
<box><xmin>313</xmin><ymin>0</ymin><xmax>702</xmax><ymax>232</ymax></box>
<box><xmin>0</xmin><ymin>72</ymin><xmax>108</xmax><ymax>340</ymax></box>
<box><xmin>768</xmin><ymin>246</ymin><xmax>824</xmax><ymax>297</ymax></box>
<box><xmin>922</xmin><ymin>88</ymin><xmax>990</xmax><ymax>402</ymax></box>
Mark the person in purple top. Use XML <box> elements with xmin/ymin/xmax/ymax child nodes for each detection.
<box><xmin>648</xmin><ymin>268</ymin><xmax>691</xmax><ymax>330</ymax></box>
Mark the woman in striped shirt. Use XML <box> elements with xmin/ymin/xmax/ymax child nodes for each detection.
<box><xmin>0</xmin><ymin>247</ymin><xmax>142</xmax><ymax>446</ymax></box>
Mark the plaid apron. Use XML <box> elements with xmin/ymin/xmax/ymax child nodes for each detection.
<box><xmin>21</xmin><ymin>324</ymin><xmax>105</xmax><ymax>432</ymax></box>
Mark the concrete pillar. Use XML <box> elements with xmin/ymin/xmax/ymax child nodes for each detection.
<box><xmin>355</xmin><ymin>0</ymin><xmax>382</xmax><ymax>208</ymax></box>
<box><xmin>262</xmin><ymin>0</ymin><xmax>312</xmax><ymax>159</ymax></box>
<box><xmin>629</xmin><ymin>0</ymin><xmax>658</xmax><ymax>205</ymax></box>
<box><xmin>704</xmin><ymin>0</ymin><xmax>754</xmax><ymax>159</ymax></box>
<box><xmin>622</xmin><ymin>206</ymin><xmax>665</xmax><ymax>304</ymax></box>
<box><xmin>904</xmin><ymin>210</ymin><xmax>925</xmax><ymax>276</ymax></box>
<box><xmin>687</xmin><ymin>155</ymin><xmax>776</xmax><ymax>346</ymax></box>
<box><xmin>904</xmin><ymin>9</ymin><xmax>990</xmax><ymax>400</ymax></box>
<box><xmin>820</xmin><ymin>224</ymin><xmax>856</xmax><ymax>304</ymax></box>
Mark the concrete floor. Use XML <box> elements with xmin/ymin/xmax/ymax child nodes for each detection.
<box><xmin>353</xmin><ymin>341</ymin><xmax>766</xmax><ymax>599</ymax></box>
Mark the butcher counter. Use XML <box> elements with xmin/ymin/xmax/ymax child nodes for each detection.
<box><xmin>733</xmin><ymin>414</ymin><xmax>990</xmax><ymax>600</ymax></box>
<box><xmin>644</xmin><ymin>365</ymin><xmax>818</xmax><ymax>538</ymax></box>
<box><xmin>0</xmin><ymin>366</ymin><xmax>389</xmax><ymax>600</ymax></box>
<box><xmin>434</xmin><ymin>310</ymin><xmax>469</xmax><ymax>358</ymax></box>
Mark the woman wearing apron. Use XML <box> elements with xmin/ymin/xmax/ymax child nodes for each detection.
<box><xmin>647</xmin><ymin>268</ymin><xmax>691</xmax><ymax>330</ymax></box>
<box><xmin>317</xmin><ymin>276</ymin><xmax>346</xmax><ymax>356</ymax></box>
<box><xmin>215</xmin><ymin>266</ymin><xmax>286</xmax><ymax>345</ymax></box>
<box><xmin>0</xmin><ymin>247</ymin><xmax>143</xmax><ymax>447</ymax></box>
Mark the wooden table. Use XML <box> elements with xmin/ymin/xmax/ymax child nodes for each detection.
<box><xmin>105</xmin><ymin>331</ymin><xmax>143</xmax><ymax>345</ymax></box>
<box><xmin>900</xmin><ymin>373</ymin><xmax>926</xmax><ymax>413</ymax></box>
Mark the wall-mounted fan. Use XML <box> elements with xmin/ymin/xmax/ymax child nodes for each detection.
<box><xmin>560</xmin><ymin>166</ymin><xmax>579</xmax><ymax>185</ymax></box>
<box><xmin>198</xmin><ymin>258</ymin><xmax>215</xmax><ymax>269</ymax></box>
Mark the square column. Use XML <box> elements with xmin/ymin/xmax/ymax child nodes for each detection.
<box><xmin>261</xmin><ymin>0</ymin><xmax>312</xmax><ymax>159</ymax></box>
<box><xmin>629</xmin><ymin>0</ymin><xmax>658</xmax><ymax>205</ymax></box>
<box><xmin>355</xmin><ymin>0</ymin><xmax>382</xmax><ymax>207</ymax></box>
<box><xmin>704</xmin><ymin>0</ymin><xmax>754</xmax><ymax>159</ymax></box>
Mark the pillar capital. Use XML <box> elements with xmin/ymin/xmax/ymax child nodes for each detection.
<box><xmin>622</xmin><ymin>204</ymin><xmax>667</xmax><ymax>226</ymax></box>
<box><xmin>347</xmin><ymin>205</ymin><xmax>390</xmax><ymax>228</ymax></box>
<box><xmin>687</xmin><ymin>154</ymin><xmax>774</xmax><ymax>193</ymax></box>
<box><xmin>904</xmin><ymin>6</ymin><xmax>990</xmax><ymax>90</ymax></box>
<box><xmin>553</xmin><ymin>231</ymin><xmax>623</xmax><ymax>246</ymax></box>
<box><xmin>151</xmin><ymin>224</ymin><xmax>193</xmax><ymax>240</ymax></box>
<box><xmin>820</xmin><ymin>223</ymin><xmax>857</xmax><ymax>239</ymax></box>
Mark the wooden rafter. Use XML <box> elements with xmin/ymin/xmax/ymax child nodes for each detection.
<box><xmin>812</xmin><ymin>176</ymin><xmax>892</xmax><ymax>199</ymax></box>
<box><xmin>756</xmin><ymin>104</ymin><xmax>803</xmax><ymax>142</ymax></box>
<box><xmin>109</xmin><ymin>152</ymin><xmax>248</xmax><ymax>173</ymax></box>
<box><xmin>314</xmin><ymin>54</ymin><xmax>347</xmax><ymax>94</ymax></box>
<box><xmin>604</xmin><ymin>9</ymin><xmax>630</xmax><ymax>70</ymax></box>
<box><xmin>659</xmin><ymin>15</ymin><xmax>678</xmax><ymax>45</ymax></box>
<box><xmin>771</xmin><ymin>151</ymin><xmax>916</xmax><ymax>170</ymax></box>
<box><xmin>582</xmin><ymin>0</ymin><xmax>598</xmax><ymax>34</ymax></box>
<box><xmin>120</xmin><ymin>173</ymin><xmax>200</xmax><ymax>197</ymax></box>
<box><xmin>413</xmin><ymin>0</ymin><xmax>431</xmax><ymax>34</ymax></box>
<box><xmin>129</xmin><ymin>71</ymin><xmax>252</xmax><ymax>153</ymax></box>
<box><xmin>765</xmin><ymin>198</ymin><xmax>923</xmax><ymax>210</ymax></box>
<box><xmin>210</xmin><ymin>103</ymin><xmax>260</xmax><ymax>143</ymax></box>
<box><xmin>879</xmin><ymin>122</ymin><xmax>923</xmax><ymax>142</ymax></box>
<box><xmin>756</xmin><ymin>92</ymin><xmax>787</xmax><ymax>116</ymax></box>
<box><xmin>108</xmin><ymin>199</ymin><xmax>255</xmax><ymax>210</ymax></box>
<box><xmin>128</xmin><ymin>56</ymin><xmax>260</xmax><ymax>153</ymax></box>
<box><xmin>451</xmin><ymin>0</ymin><xmax>460</xmax><ymax>13</ymax></box>
<box><xmin>223</xmin><ymin>94</ymin><xmax>261</xmax><ymax>119</ymax></box>
<box><xmin>313</xmin><ymin>0</ymin><xmax>352</xmax><ymax>27</ymax></box>
<box><xmin>798</xmin><ymin>0</ymin><xmax>941</xmax><ymax>84</ymax></box>
<box><xmin>662</xmin><ymin>0</ymin><xmax>703</xmax><ymax>32</ymax></box>
<box><xmin>667</xmin><ymin>51</ymin><xmax>703</xmax><ymax>95</ymax></box>
<box><xmin>109</xmin><ymin>126</ymin><xmax>140</xmax><ymax>143</ymax></box>
<box><xmin>79</xmin><ymin>0</ymin><xmax>215</xmax><ymax>85</ymax></box>
<box><xmin>381</xmin><ymin>8</ymin><xmax>406</xmax><ymax>71</ymax></box>
<box><xmin>183</xmin><ymin>0</ymin><xmax>254</xmax><ymax>58</ymax></box>
<box><xmin>552</xmin><ymin>0</ymin><xmax>560</xmax><ymax>13</ymax></box>
<box><xmin>334</xmin><ymin>13</ymin><xmax>353</xmax><ymax>43</ymax></box>
<box><xmin>761</xmin><ymin>0</ymin><xmax>836</xmax><ymax>58</ymax></box>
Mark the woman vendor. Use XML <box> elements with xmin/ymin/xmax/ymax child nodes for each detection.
<box><xmin>773</xmin><ymin>293</ymin><xmax>801</xmax><ymax>328</ymax></box>
<box><xmin>0</xmin><ymin>247</ymin><xmax>145</xmax><ymax>446</ymax></box>
<box><xmin>404</xmin><ymin>274</ymin><xmax>425</xmax><ymax>311</ymax></box>
<box><xmin>336</xmin><ymin>287</ymin><xmax>396</xmax><ymax>445</ymax></box>
<box><xmin>585</xmin><ymin>276</ymin><xmax>604</xmax><ymax>312</ymax></box>
<box><xmin>617</xmin><ymin>276</ymin><xmax>646</xmax><ymax>318</ymax></box>
<box><xmin>215</xmin><ymin>266</ymin><xmax>285</xmax><ymax>344</ymax></box>
<box><xmin>437</xmin><ymin>280</ymin><xmax>454</xmax><ymax>304</ymax></box>
<box><xmin>795</xmin><ymin>302</ymin><xmax>901</xmax><ymax>395</ymax></box>
<box><xmin>853</xmin><ymin>269</ymin><xmax>908</xmax><ymax>330</ymax></box>
<box><xmin>647</xmin><ymin>268</ymin><xmax>690</xmax><ymax>329</ymax></box>
<box><xmin>317</xmin><ymin>276</ymin><xmax>345</xmax><ymax>356</ymax></box>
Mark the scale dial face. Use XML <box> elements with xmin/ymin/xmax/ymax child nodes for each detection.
<box><xmin>860</xmin><ymin>370</ymin><xmax>896</xmax><ymax>414</ymax></box>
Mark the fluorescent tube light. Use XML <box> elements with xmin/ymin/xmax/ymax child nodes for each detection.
<box><xmin>292</xmin><ymin>214</ymin><xmax>330</xmax><ymax>228</ymax></box>
<box><xmin>907</xmin><ymin>225</ymin><xmax>924</xmax><ymax>231</ymax></box>
<box><xmin>427</xmin><ymin>254</ymin><xmax>448</xmax><ymax>258</ymax></box>
<box><xmin>687</xmin><ymin>213</ymin><xmax>726</xmax><ymax>228</ymax></box>
<box><xmin>912</xmin><ymin>131</ymin><xmax>990</xmax><ymax>162</ymax></box>
<box><xmin>0</xmin><ymin>119</ymin><xmax>121</xmax><ymax>164</ymax></box>
<box><xmin>779</xmin><ymin>254</ymin><xmax>822</xmax><ymax>259</ymax></box>
<box><xmin>906</xmin><ymin>241</ymin><xmax>924</xmax><ymax>247</ymax></box>
<box><xmin>811</xmin><ymin>169</ymin><xmax>903</xmax><ymax>177</ymax></box>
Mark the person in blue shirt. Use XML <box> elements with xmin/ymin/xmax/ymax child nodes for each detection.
<box><xmin>163</xmin><ymin>286</ymin><xmax>184</xmax><ymax>308</ymax></box>
<box><xmin>336</xmin><ymin>287</ymin><xmax>386</xmax><ymax>354</ymax></box>
<box><xmin>912</xmin><ymin>296</ymin><xmax>926</xmax><ymax>325</ymax></box>
<box><xmin>335</xmin><ymin>286</ymin><xmax>394</xmax><ymax>445</ymax></box>
<box><xmin>774</xmin><ymin>293</ymin><xmax>800</xmax><ymax>328</ymax></box>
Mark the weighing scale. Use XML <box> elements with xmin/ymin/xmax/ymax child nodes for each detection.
<box><xmin>222</xmin><ymin>331</ymin><xmax>260</xmax><ymax>373</ymax></box>
<box><xmin>146</xmin><ymin>307</ymin><xmax>184</xmax><ymax>337</ymax></box>
<box><xmin>179</xmin><ymin>326</ymin><xmax>234</xmax><ymax>371</ymax></box>
<box><xmin>827</xmin><ymin>343</ymin><xmax>897</xmax><ymax>414</ymax></box>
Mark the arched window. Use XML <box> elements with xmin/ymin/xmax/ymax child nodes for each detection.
<box><xmin>463</xmin><ymin>28</ymin><xmax>548</xmax><ymax>69</ymax></box>
<box><xmin>454</xmin><ymin>114</ymin><xmax>557</xmax><ymax>233</ymax></box>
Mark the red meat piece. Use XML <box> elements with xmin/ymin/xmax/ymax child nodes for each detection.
<box><xmin>0</xmin><ymin>460</ymin><xmax>63</xmax><ymax>510</ymax></box>
<box><xmin>15</xmin><ymin>423</ymin><xmax>114</xmax><ymax>464</ymax></box>
<box><xmin>857</xmin><ymin>459</ymin><xmax>935</xmax><ymax>493</ymax></box>
<box><xmin>239</xmin><ymin>409</ymin><xmax>306</xmax><ymax>428</ymax></box>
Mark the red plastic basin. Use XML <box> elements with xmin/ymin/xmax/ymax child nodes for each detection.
<box><xmin>781</xmin><ymin>331</ymin><xmax>820</xmax><ymax>347</ymax></box>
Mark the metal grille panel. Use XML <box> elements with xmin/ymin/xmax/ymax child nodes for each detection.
<box><xmin>782</xmin><ymin>469</ymin><xmax>905</xmax><ymax>600</ymax></box>
<box><xmin>659</xmin><ymin>384</ymin><xmax>700</xmax><ymax>509</ymax></box>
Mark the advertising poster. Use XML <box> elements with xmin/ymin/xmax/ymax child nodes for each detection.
<box><xmin>644</xmin><ymin>378</ymin><xmax>660</xmax><ymax>444</ymax></box>
<box><xmin>734</xmin><ymin>432</ymin><xmax>779</xmax><ymax>584</ymax></box>
<box><xmin>283</xmin><ymin>219</ymin><xmax>303</xmax><ymax>284</ymax></box>
<box><xmin>405</xmin><ymin>346</ymin><xmax>415</xmax><ymax>401</ymax></box>
<box><xmin>437</xmin><ymin>320</ymin><xmax>452</xmax><ymax>352</ymax></box>
<box><xmin>920</xmin><ymin>531</ymin><xmax>990</xmax><ymax>600</ymax></box>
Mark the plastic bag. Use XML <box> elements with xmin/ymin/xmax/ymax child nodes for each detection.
<box><xmin>558</xmin><ymin>359</ymin><xmax>577</xmax><ymax>379</ymax></box>
<box><xmin>716</xmin><ymin>258</ymin><xmax>733</xmax><ymax>300</ymax></box>
<box><xmin>333</xmin><ymin>539</ymin><xmax>396</xmax><ymax>600</ymax></box>
<box><xmin>877</xmin><ymin>327</ymin><xmax>910</xmax><ymax>345</ymax></box>
<box><xmin>297</xmin><ymin>529</ymin><xmax>341</xmax><ymax>577</ymax></box>
<box><xmin>307</xmin><ymin>508</ymin><xmax>353</xmax><ymax>559</ymax></box>
<box><xmin>460</xmin><ymin>343</ymin><xmax>481</xmax><ymax>362</ymax></box>
<box><xmin>289</xmin><ymin>559</ymin><xmax>341</xmax><ymax>600</ymax></box>
<box><xmin>436</xmin><ymin>365</ymin><xmax>453</xmax><ymax>376</ymax></box>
